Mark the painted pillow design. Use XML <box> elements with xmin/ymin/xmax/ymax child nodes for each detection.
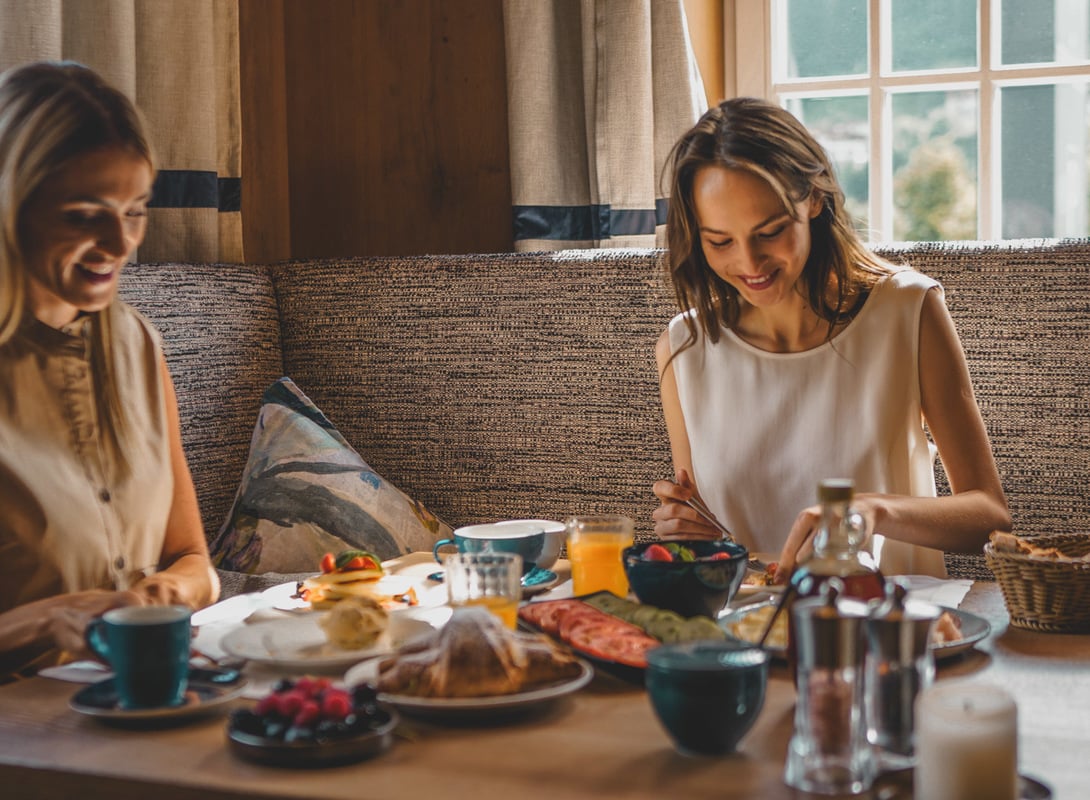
<box><xmin>211</xmin><ymin>378</ymin><xmax>451</xmax><ymax>573</ymax></box>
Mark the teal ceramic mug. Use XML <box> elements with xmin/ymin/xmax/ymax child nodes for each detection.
<box><xmin>85</xmin><ymin>605</ymin><xmax>192</xmax><ymax>709</ymax></box>
<box><xmin>432</xmin><ymin>521</ymin><xmax>545</xmax><ymax>575</ymax></box>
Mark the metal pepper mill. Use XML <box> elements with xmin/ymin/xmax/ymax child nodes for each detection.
<box><xmin>863</xmin><ymin>577</ymin><xmax>941</xmax><ymax>770</ymax></box>
<box><xmin>784</xmin><ymin>579</ymin><xmax>876</xmax><ymax>795</ymax></box>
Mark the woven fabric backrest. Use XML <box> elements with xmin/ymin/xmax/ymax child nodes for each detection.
<box><xmin>273</xmin><ymin>241</ymin><xmax>1089</xmax><ymax>581</ymax></box>
<box><xmin>272</xmin><ymin>251</ymin><xmax>677</xmax><ymax>538</ymax></box>
<box><xmin>119</xmin><ymin>262</ymin><xmax>284</xmax><ymax>537</ymax></box>
<box><xmin>874</xmin><ymin>239</ymin><xmax>1090</xmax><ymax>578</ymax></box>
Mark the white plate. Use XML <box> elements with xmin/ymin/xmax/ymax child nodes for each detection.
<box><xmin>221</xmin><ymin>613</ymin><xmax>435</xmax><ymax>671</ymax></box>
<box><xmin>719</xmin><ymin>600</ymin><xmax>991</xmax><ymax>661</ymax></box>
<box><xmin>344</xmin><ymin>658</ymin><xmax>594</xmax><ymax>720</ymax></box>
<box><xmin>737</xmin><ymin>552</ymin><xmax>782</xmax><ymax>598</ymax></box>
<box><xmin>260</xmin><ymin>575</ymin><xmax>435</xmax><ymax>613</ymax></box>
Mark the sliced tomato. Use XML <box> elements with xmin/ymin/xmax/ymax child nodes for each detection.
<box><xmin>557</xmin><ymin>606</ymin><xmax>613</xmax><ymax>641</ymax></box>
<box><xmin>567</xmin><ymin>627</ymin><xmax>659</xmax><ymax>668</ymax></box>
<box><xmin>520</xmin><ymin>599</ymin><xmax>588</xmax><ymax>635</ymax></box>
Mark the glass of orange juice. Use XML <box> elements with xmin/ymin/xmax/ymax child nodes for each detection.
<box><xmin>444</xmin><ymin>552</ymin><xmax>522</xmax><ymax>629</ymax></box>
<box><xmin>567</xmin><ymin>515</ymin><xmax>635</xmax><ymax>597</ymax></box>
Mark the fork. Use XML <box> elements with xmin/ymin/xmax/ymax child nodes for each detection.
<box><xmin>683</xmin><ymin>495</ymin><xmax>736</xmax><ymax>543</ymax></box>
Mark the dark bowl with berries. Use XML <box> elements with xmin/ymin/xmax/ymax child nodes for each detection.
<box><xmin>622</xmin><ymin>540</ymin><xmax>749</xmax><ymax>619</ymax></box>
<box><xmin>227</xmin><ymin>677</ymin><xmax>399</xmax><ymax>767</ymax></box>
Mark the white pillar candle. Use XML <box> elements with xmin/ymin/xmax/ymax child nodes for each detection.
<box><xmin>914</xmin><ymin>682</ymin><xmax>1018</xmax><ymax>800</ymax></box>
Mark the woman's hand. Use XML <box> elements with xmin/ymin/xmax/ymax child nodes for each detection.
<box><xmin>48</xmin><ymin>590</ymin><xmax>144</xmax><ymax>661</ymax></box>
<box><xmin>652</xmin><ymin>468</ymin><xmax>722</xmax><ymax>540</ymax></box>
<box><xmin>775</xmin><ymin>496</ymin><xmax>879</xmax><ymax>583</ymax></box>
<box><xmin>131</xmin><ymin>571</ymin><xmax>193</xmax><ymax>606</ymax></box>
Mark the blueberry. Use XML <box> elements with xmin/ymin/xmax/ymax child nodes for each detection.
<box><xmin>352</xmin><ymin>684</ymin><xmax>378</xmax><ymax>705</ymax></box>
<box><xmin>285</xmin><ymin>726</ymin><xmax>316</xmax><ymax>743</ymax></box>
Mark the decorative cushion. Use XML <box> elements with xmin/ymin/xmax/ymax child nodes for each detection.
<box><xmin>209</xmin><ymin>378</ymin><xmax>451</xmax><ymax>573</ymax></box>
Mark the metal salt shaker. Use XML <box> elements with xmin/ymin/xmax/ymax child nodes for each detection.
<box><xmin>863</xmin><ymin>578</ymin><xmax>940</xmax><ymax>770</ymax></box>
<box><xmin>784</xmin><ymin>580</ymin><xmax>876</xmax><ymax>795</ymax></box>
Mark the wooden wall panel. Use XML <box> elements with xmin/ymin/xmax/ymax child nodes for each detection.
<box><xmin>239</xmin><ymin>0</ymin><xmax>292</xmax><ymax>263</ymax></box>
<box><xmin>277</xmin><ymin>0</ymin><xmax>511</xmax><ymax>259</ymax></box>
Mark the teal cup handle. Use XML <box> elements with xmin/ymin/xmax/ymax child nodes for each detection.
<box><xmin>432</xmin><ymin>538</ymin><xmax>458</xmax><ymax>563</ymax></box>
<box><xmin>84</xmin><ymin>605</ymin><xmax>192</xmax><ymax>710</ymax></box>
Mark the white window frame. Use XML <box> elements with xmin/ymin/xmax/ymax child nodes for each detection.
<box><xmin>725</xmin><ymin>0</ymin><xmax>1090</xmax><ymax>242</ymax></box>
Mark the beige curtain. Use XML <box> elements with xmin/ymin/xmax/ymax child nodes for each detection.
<box><xmin>0</xmin><ymin>0</ymin><xmax>243</xmax><ymax>263</ymax></box>
<box><xmin>503</xmin><ymin>0</ymin><xmax>707</xmax><ymax>252</ymax></box>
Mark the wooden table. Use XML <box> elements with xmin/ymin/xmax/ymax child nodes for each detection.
<box><xmin>1</xmin><ymin>582</ymin><xmax>1087</xmax><ymax>800</ymax></box>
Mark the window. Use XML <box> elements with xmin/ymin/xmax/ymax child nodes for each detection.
<box><xmin>733</xmin><ymin>0</ymin><xmax>1090</xmax><ymax>241</ymax></box>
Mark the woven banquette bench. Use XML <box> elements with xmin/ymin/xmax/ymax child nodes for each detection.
<box><xmin>118</xmin><ymin>240</ymin><xmax>1090</xmax><ymax>590</ymax></box>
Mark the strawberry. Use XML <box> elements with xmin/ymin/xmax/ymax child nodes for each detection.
<box><xmin>319</xmin><ymin>552</ymin><xmax>336</xmax><ymax>574</ymax></box>
<box><xmin>644</xmin><ymin>543</ymin><xmax>674</xmax><ymax>562</ymax></box>
<box><xmin>707</xmin><ymin>551</ymin><xmax>731</xmax><ymax>560</ymax></box>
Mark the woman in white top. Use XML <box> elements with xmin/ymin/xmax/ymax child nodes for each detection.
<box><xmin>651</xmin><ymin>98</ymin><xmax>1010</xmax><ymax>579</ymax></box>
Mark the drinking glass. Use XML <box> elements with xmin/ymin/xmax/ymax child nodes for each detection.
<box><xmin>566</xmin><ymin>514</ymin><xmax>634</xmax><ymax>597</ymax></box>
<box><xmin>444</xmin><ymin>552</ymin><xmax>522</xmax><ymax>629</ymax></box>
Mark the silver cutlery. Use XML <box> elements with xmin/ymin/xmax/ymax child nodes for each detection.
<box><xmin>683</xmin><ymin>495</ymin><xmax>736</xmax><ymax>543</ymax></box>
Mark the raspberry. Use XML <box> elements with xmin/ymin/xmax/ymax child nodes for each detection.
<box><xmin>321</xmin><ymin>689</ymin><xmax>353</xmax><ymax>720</ymax></box>
<box><xmin>275</xmin><ymin>689</ymin><xmax>306</xmax><ymax>717</ymax></box>
<box><xmin>254</xmin><ymin>694</ymin><xmax>279</xmax><ymax>717</ymax></box>
<box><xmin>294</xmin><ymin>699</ymin><xmax>321</xmax><ymax>728</ymax></box>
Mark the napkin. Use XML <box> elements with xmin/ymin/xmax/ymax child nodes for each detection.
<box><xmin>38</xmin><ymin>660</ymin><xmax>112</xmax><ymax>684</ymax></box>
<box><xmin>903</xmin><ymin>575</ymin><xmax>973</xmax><ymax>609</ymax></box>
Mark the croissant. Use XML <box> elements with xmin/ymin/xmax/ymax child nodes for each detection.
<box><xmin>376</xmin><ymin>606</ymin><xmax>581</xmax><ymax>697</ymax></box>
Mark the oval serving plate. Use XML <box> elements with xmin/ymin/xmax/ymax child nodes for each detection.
<box><xmin>344</xmin><ymin>658</ymin><xmax>594</xmax><ymax>722</ymax></box>
<box><xmin>221</xmin><ymin>613</ymin><xmax>435</xmax><ymax>671</ymax></box>
<box><xmin>719</xmin><ymin>599</ymin><xmax>991</xmax><ymax>661</ymax></box>
<box><xmin>227</xmin><ymin>705</ymin><xmax>399</xmax><ymax>767</ymax></box>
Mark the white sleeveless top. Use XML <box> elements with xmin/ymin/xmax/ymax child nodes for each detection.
<box><xmin>667</xmin><ymin>268</ymin><xmax>947</xmax><ymax>577</ymax></box>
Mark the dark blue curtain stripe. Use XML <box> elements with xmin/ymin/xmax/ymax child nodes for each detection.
<box><xmin>149</xmin><ymin>170</ymin><xmax>241</xmax><ymax>212</ymax></box>
<box><xmin>513</xmin><ymin>201</ymin><xmax>669</xmax><ymax>241</ymax></box>
<box><xmin>218</xmin><ymin>177</ymin><xmax>242</xmax><ymax>212</ymax></box>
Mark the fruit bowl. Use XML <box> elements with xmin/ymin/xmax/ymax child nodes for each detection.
<box><xmin>226</xmin><ymin>679</ymin><xmax>398</xmax><ymax>767</ymax></box>
<box><xmin>623</xmin><ymin>540</ymin><xmax>748</xmax><ymax>619</ymax></box>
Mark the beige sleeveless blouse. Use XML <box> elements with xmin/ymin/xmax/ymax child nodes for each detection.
<box><xmin>0</xmin><ymin>302</ymin><xmax>173</xmax><ymax>615</ymax></box>
<box><xmin>668</xmin><ymin>269</ymin><xmax>947</xmax><ymax>578</ymax></box>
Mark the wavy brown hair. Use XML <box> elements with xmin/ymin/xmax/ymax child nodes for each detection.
<box><xmin>663</xmin><ymin>97</ymin><xmax>892</xmax><ymax>357</ymax></box>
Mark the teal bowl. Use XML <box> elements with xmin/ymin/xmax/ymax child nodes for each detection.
<box><xmin>623</xmin><ymin>539</ymin><xmax>748</xmax><ymax>618</ymax></box>
<box><xmin>645</xmin><ymin>640</ymin><xmax>769</xmax><ymax>757</ymax></box>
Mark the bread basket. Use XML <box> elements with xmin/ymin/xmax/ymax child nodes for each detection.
<box><xmin>984</xmin><ymin>533</ymin><xmax>1090</xmax><ymax>633</ymax></box>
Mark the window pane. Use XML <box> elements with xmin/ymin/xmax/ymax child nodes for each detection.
<box><xmin>784</xmin><ymin>96</ymin><xmax>870</xmax><ymax>233</ymax></box>
<box><xmin>890</xmin><ymin>0</ymin><xmax>977</xmax><ymax>72</ymax></box>
<box><xmin>782</xmin><ymin>0</ymin><xmax>868</xmax><ymax>79</ymax></box>
<box><xmin>999</xmin><ymin>0</ymin><xmax>1090</xmax><ymax>66</ymax></box>
<box><xmin>891</xmin><ymin>89</ymin><xmax>979</xmax><ymax>240</ymax></box>
<box><xmin>1000</xmin><ymin>83</ymin><xmax>1090</xmax><ymax>238</ymax></box>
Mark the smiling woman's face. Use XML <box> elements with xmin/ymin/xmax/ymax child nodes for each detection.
<box><xmin>19</xmin><ymin>146</ymin><xmax>153</xmax><ymax>328</ymax></box>
<box><xmin>693</xmin><ymin>164</ymin><xmax>820</xmax><ymax>312</ymax></box>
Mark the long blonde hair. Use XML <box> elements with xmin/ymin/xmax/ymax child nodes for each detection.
<box><xmin>663</xmin><ymin>97</ymin><xmax>891</xmax><ymax>356</ymax></box>
<box><xmin>0</xmin><ymin>61</ymin><xmax>156</xmax><ymax>474</ymax></box>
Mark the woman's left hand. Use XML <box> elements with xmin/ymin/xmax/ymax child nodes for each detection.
<box><xmin>775</xmin><ymin>496</ymin><xmax>878</xmax><ymax>583</ymax></box>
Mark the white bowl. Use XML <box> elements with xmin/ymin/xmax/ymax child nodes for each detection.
<box><xmin>494</xmin><ymin>519</ymin><xmax>566</xmax><ymax>570</ymax></box>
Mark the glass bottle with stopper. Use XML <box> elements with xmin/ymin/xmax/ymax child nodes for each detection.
<box><xmin>785</xmin><ymin>478</ymin><xmax>885</xmax><ymax>671</ymax></box>
<box><xmin>790</xmin><ymin>478</ymin><xmax>885</xmax><ymax>603</ymax></box>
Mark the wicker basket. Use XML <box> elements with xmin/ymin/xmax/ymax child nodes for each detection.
<box><xmin>984</xmin><ymin>533</ymin><xmax>1090</xmax><ymax>633</ymax></box>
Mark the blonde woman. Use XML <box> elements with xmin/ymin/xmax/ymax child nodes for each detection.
<box><xmin>651</xmin><ymin>98</ymin><xmax>1010</xmax><ymax>580</ymax></box>
<box><xmin>0</xmin><ymin>62</ymin><xmax>218</xmax><ymax>679</ymax></box>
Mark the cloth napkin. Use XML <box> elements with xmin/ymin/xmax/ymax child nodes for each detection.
<box><xmin>902</xmin><ymin>575</ymin><xmax>973</xmax><ymax>609</ymax></box>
